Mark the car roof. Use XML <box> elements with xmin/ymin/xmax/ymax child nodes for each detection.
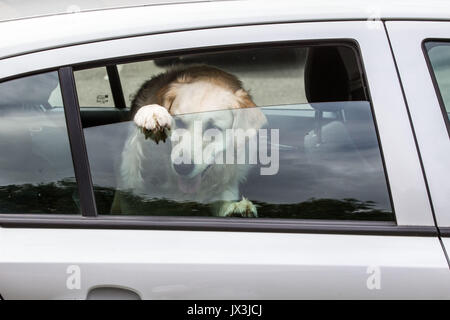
<box><xmin>0</xmin><ymin>0</ymin><xmax>449</xmax><ymax>60</ymax></box>
<box><xmin>0</xmin><ymin>0</ymin><xmax>227</xmax><ymax>23</ymax></box>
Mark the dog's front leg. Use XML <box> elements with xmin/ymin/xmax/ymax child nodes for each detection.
<box><xmin>213</xmin><ymin>189</ymin><xmax>258</xmax><ymax>218</ymax></box>
<box><xmin>218</xmin><ymin>197</ymin><xmax>258</xmax><ymax>218</ymax></box>
<box><xmin>134</xmin><ymin>104</ymin><xmax>173</xmax><ymax>143</ymax></box>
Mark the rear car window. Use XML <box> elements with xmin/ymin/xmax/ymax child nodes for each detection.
<box><xmin>74</xmin><ymin>67</ymin><xmax>115</xmax><ymax>108</ymax></box>
<box><xmin>75</xmin><ymin>44</ymin><xmax>394</xmax><ymax>221</ymax></box>
<box><xmin>0</xmin><ymin>72</ymin><xmax>79</xmax><ymax>214</ymax></box>
<box><xmin>425</xmin><ymin>41</ymin><xmax>450</xmax><ymax>129</ymax></box>
<box><xmin>119</xmin><ymin>48</ymin><xmax>310</xmax><ymax>108</ymax></box>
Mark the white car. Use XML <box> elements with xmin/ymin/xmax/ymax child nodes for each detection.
<box><xmin>0</xmin><ymin>0</ymin><xmax>449</xmax><ymax>300</ymax></box>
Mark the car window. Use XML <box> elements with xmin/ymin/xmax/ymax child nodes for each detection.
<box><xmin>0</xmin><ymin>72</ymin><xmax>79</xmax><ymax>214</ymax></box>
<box><xmin>118</xmin><ymin>48</ymin><xmax>310</xmax><ymax>109</ymax></box>
<box><xmin>425</xmin><ymin>42</ymin><xmax>450</xmax><ymax>125</ymax></box>
<box><xmin>76</xmin><ymin>45</ymin><xmax>394</xmax><ymax>221</ymax></box>
<box><xmin>74</xmin><ymin>67</ymin><xmax>115</xmax><ymax>108</ymax></box>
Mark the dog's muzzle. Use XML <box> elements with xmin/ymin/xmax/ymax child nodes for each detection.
<box><xmin>174</xmin><ymin>163</ymin><xmax>213</xmax><ymax>194</ymax></box>
<box><xmin>173</xmin><ymin>163</ymin><xmax>195</xmax><ymax>176</ymax></box>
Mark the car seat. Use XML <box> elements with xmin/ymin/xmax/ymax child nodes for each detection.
<box><xmin>303</xmin><ymin>46</ymin><xmax>379</xmax><ymax>170</ymax></box>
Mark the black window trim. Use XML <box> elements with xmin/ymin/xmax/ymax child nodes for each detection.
<box><xmin>441</xmin><ymin>227</ymin><xmax>450</xmax><ymax>237</ymax></box>
<box><xmin>422</xmin><ymin>38</ymin><xmax>450</xmax><ymax>139</ymax></box>
<box><xmin>106</xmin><ymin>65</ymin><xmax>127</xmax><ymax>109</ymax></box>
<box><xmin>59</xmin><ymin>67</ymin><xmax>97</xmax><ymax>217</ymax></box>
<box><xmin>0</xmin><ymin>39</ymin><xmax>418</xmax><ymax>236</ymax></box>
<box><xmin>0</xmin><ymin>214</ymin><xmax>438</xmax><ymax>237</ymax></box>
<box><xmin>71</xmin><ymin>40</ymin><xmax>358</xmax><ymax>71</ymax></box>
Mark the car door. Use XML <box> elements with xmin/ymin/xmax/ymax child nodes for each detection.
<box><xmin>0</xmin><ymin>19</ymin><xmax>449</xmax><ymax>299</ymax></box>
<box><xmin>386</xmin><ymin>21</ymin><xmax>450</xmax><ymax>264</ymax></box>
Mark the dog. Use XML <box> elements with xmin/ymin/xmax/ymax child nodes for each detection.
<box><xmin>111</xmin><ymin>65</ymin><xmax>267</xmax><ymax>217</ymax></box>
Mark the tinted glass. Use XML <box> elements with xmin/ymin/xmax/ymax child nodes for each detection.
<box><xmin>79</xmin><ymin>45</ymin><xmax>393</xmax><ymax>221</ymax></box>
<box><xmin>85</xmin><ymin>102</ymin><xmax>392</xmax><ymax>220</ymax></box>
<box><xmin>426</xmin><ymin>42</ymin><xmax>450</xmax><ymax>123</ymax></box>
<box><xmin>75</xmin><ymin>67</ymin><xmax>115</xmax><ymax>108</ymax></box>
<box><xmin>118</xmin><ymin>48</ymin><xmax>309</xmax><ymax>108</ymax></box>
<box><xmin>0</xmin><ymin>72</ymin><xmax>79</xmax><ymax>214</ymax></box>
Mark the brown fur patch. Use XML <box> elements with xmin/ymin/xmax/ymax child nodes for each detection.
<box><xmin>130</xmin><ymin>65</ymin><xmax>254</xmax><ymax>116</ymax></box>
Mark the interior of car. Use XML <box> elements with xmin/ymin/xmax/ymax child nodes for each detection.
<box><xmin>0</xmin><ymin>44</ymin><xmax>393</xmax><ymax>219</ymax></box>
<box><xmin>77</xmin><ymin>45</ymin><xmax>392</xmax><ymax>219</ymax></box>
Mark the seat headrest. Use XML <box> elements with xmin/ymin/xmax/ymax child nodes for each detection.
<box><xmin>0</xmin><ymin>72</ymin><xmax>59</xmax><ymax>107</ymax></box>
<box><xmin>304</xmin><ymin>47</ymin><xmax>350</xmax><ymax>103</ymax></box>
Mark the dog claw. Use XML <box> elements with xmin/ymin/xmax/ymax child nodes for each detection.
<box><xmin>220</xmin><ymin>197</ymin><xmax>258</xmax><ymax>218</ymax></box>
<box><xmin>142</xmin><ymin>127</ymin><xmax>170</xmax><ymax>144</ymax></box>
<box><xmin>134</xmin><ymin>104</ymin><xmax>172</xmax><ymax>144</ymax></box>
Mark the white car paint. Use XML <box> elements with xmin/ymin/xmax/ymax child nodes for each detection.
<box><xmin>1</xmin><ymin>0</ymin><xmax>450</xmax><ymax>60</ymax></box>
<box><xmin>386</xmin><ymin>21</ymin><xmax>450</xmax><ymax>228</ymax></box>
<box><xmin>0</xmin><ymin>228</ymin><xmax>449</xmax><ymax>299</ymax></box>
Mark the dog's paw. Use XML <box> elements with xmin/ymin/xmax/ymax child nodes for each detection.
<box><xmin>134</xmin><ymin>104</ymin><xmax>172</xmax><ymax>143</ymax></box>
<box><xmin>219</xmin><ymin>197</ymin><xmax>258</xmax><ymax>218</ymax></box>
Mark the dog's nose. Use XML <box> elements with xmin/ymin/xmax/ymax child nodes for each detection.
<box><xmin>173</xmin><ymin>163</ymin><xmax>195</xmax><ymax>176</ymax></box>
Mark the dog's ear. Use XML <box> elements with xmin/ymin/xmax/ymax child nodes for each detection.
<box><xmin>232</xmin><ymin>89</ymin><xmax>267</xmax><ymax>130</ymax></box>
<box><xmin>156</xmin><ymin>83</ymin><xmax>178</xmax><ymax>112</ymax></box>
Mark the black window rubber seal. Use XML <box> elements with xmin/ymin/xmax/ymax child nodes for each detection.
<box><xmin>422</xmin><ymin>40</ymin><xmax>450</xmax><ymax>139</ymax></box>
<box><xmin>59</xmin><ymin>67</ymin><xmax>98</xmax><ymax>217</ymax></box>
<box><xmin>106</xmin><ymin>65</ymin><xmax>127</xmax><ymax>109</ymax></box>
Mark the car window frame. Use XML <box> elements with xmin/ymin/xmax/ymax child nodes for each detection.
<box><xmin>75</xmin><ymin>41</ymin><xmax>396</xmax><ymax>221</ymax></box>
<box><xmin>0</xmin><ymin>70</ymin><xmax>83</xmax><ymax>215</ymax></box>
<box><xmin>385</xmin><ymin>21</ymin><xmax>450</xmax><ymax>233</ymax></box>
<box><xmin>0</xmin><ymin>21</ymin><xmax>436</xmax><ymax>235</ymax></box>
<box><xmin>422</xmin><ymin>39</ymin><xmax>450</xmax><ymax>139</ymax></box>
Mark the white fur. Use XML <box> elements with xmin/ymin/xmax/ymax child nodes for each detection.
<box><xmin>134</xmin><ymin>104</ymin><xmax>172</xmax><ymax>131</ymax></box>
<box><xmin>119</xmin><ymin>129</ymin><xmax>145</xmax><ymax>190</ymax></box>
<box><xmin>219</xmin><ymin>197</ymin><xmax>257</xmax><ymax>217</ymax></box>
<box><xmin>116</xmin><ymin>73</ymin><xmax>266</xmax><ymax>217</ymax></box>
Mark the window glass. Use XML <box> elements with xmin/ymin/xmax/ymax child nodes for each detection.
<box><xmin>79</xmin><ymin>45</ymin><xmax>393</xmax><ymax>221</ymax></box>
<box><xmin>0</xmin><ymin>72</ymin><xmax>79</xmax><ymax>214</ymax></box>
<box><xmin>425</xmin><ymin>42</ymin><xmax>450</xmax><ymax>122</ymax></box>
<box><xmin>74</xmin><ymin>67</ymin><xmax>115</xmax><ymax>108</ymax></box>
<box><xmin>118</xmin><ymin>48</ymin><xmax>309</xmax><ymax>108</ymax></box>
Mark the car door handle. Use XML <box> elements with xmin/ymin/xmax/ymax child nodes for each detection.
<box><xmin>86</xmin><ymin>286</ymin><xmax>141</xmax><ymax>300</ymax></box>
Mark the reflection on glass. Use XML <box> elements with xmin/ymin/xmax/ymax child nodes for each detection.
<box><xmin>0</xmin><ymin>72</ymin><xmax>79</xmax><ymax>214</ymax></box>
<box><xmin>84</xmin><ymin>101</ymin><xmax>393</xmax><ymax>221</ymax></box>
<box><xmin>74</xmin><ymin>67</ymin><xmax>115</xmax><ymax>108</ymax></box>
<box><xmin>426</xmin><ymin>42</ymin><xmax>450</xmax><ymax>121</ymax></box>
<box><xmin>118</xmin><ymin>47</ymin><xmax>308</xmax><ymax>108</ymax></box>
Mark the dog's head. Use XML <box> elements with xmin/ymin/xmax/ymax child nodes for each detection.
<box><xmin>158</xmin><ymin>67</ymin><xmax>267</xmax><ymax>195</ymax></box>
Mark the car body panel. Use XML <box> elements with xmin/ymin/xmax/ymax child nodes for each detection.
<box><xmin>1</xmin><ymin>0</ymin><xmax>450</xmax><ymax>60</ymax></box>
<box><xmin>0</xmin><ymin>228</ymin><xmax>449</xmax><ymax>299</ymax></box>
<box><xmin>386</xmin><ymin>21</ymin><xmax>450</xmax><ymax>228</ymax></box>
